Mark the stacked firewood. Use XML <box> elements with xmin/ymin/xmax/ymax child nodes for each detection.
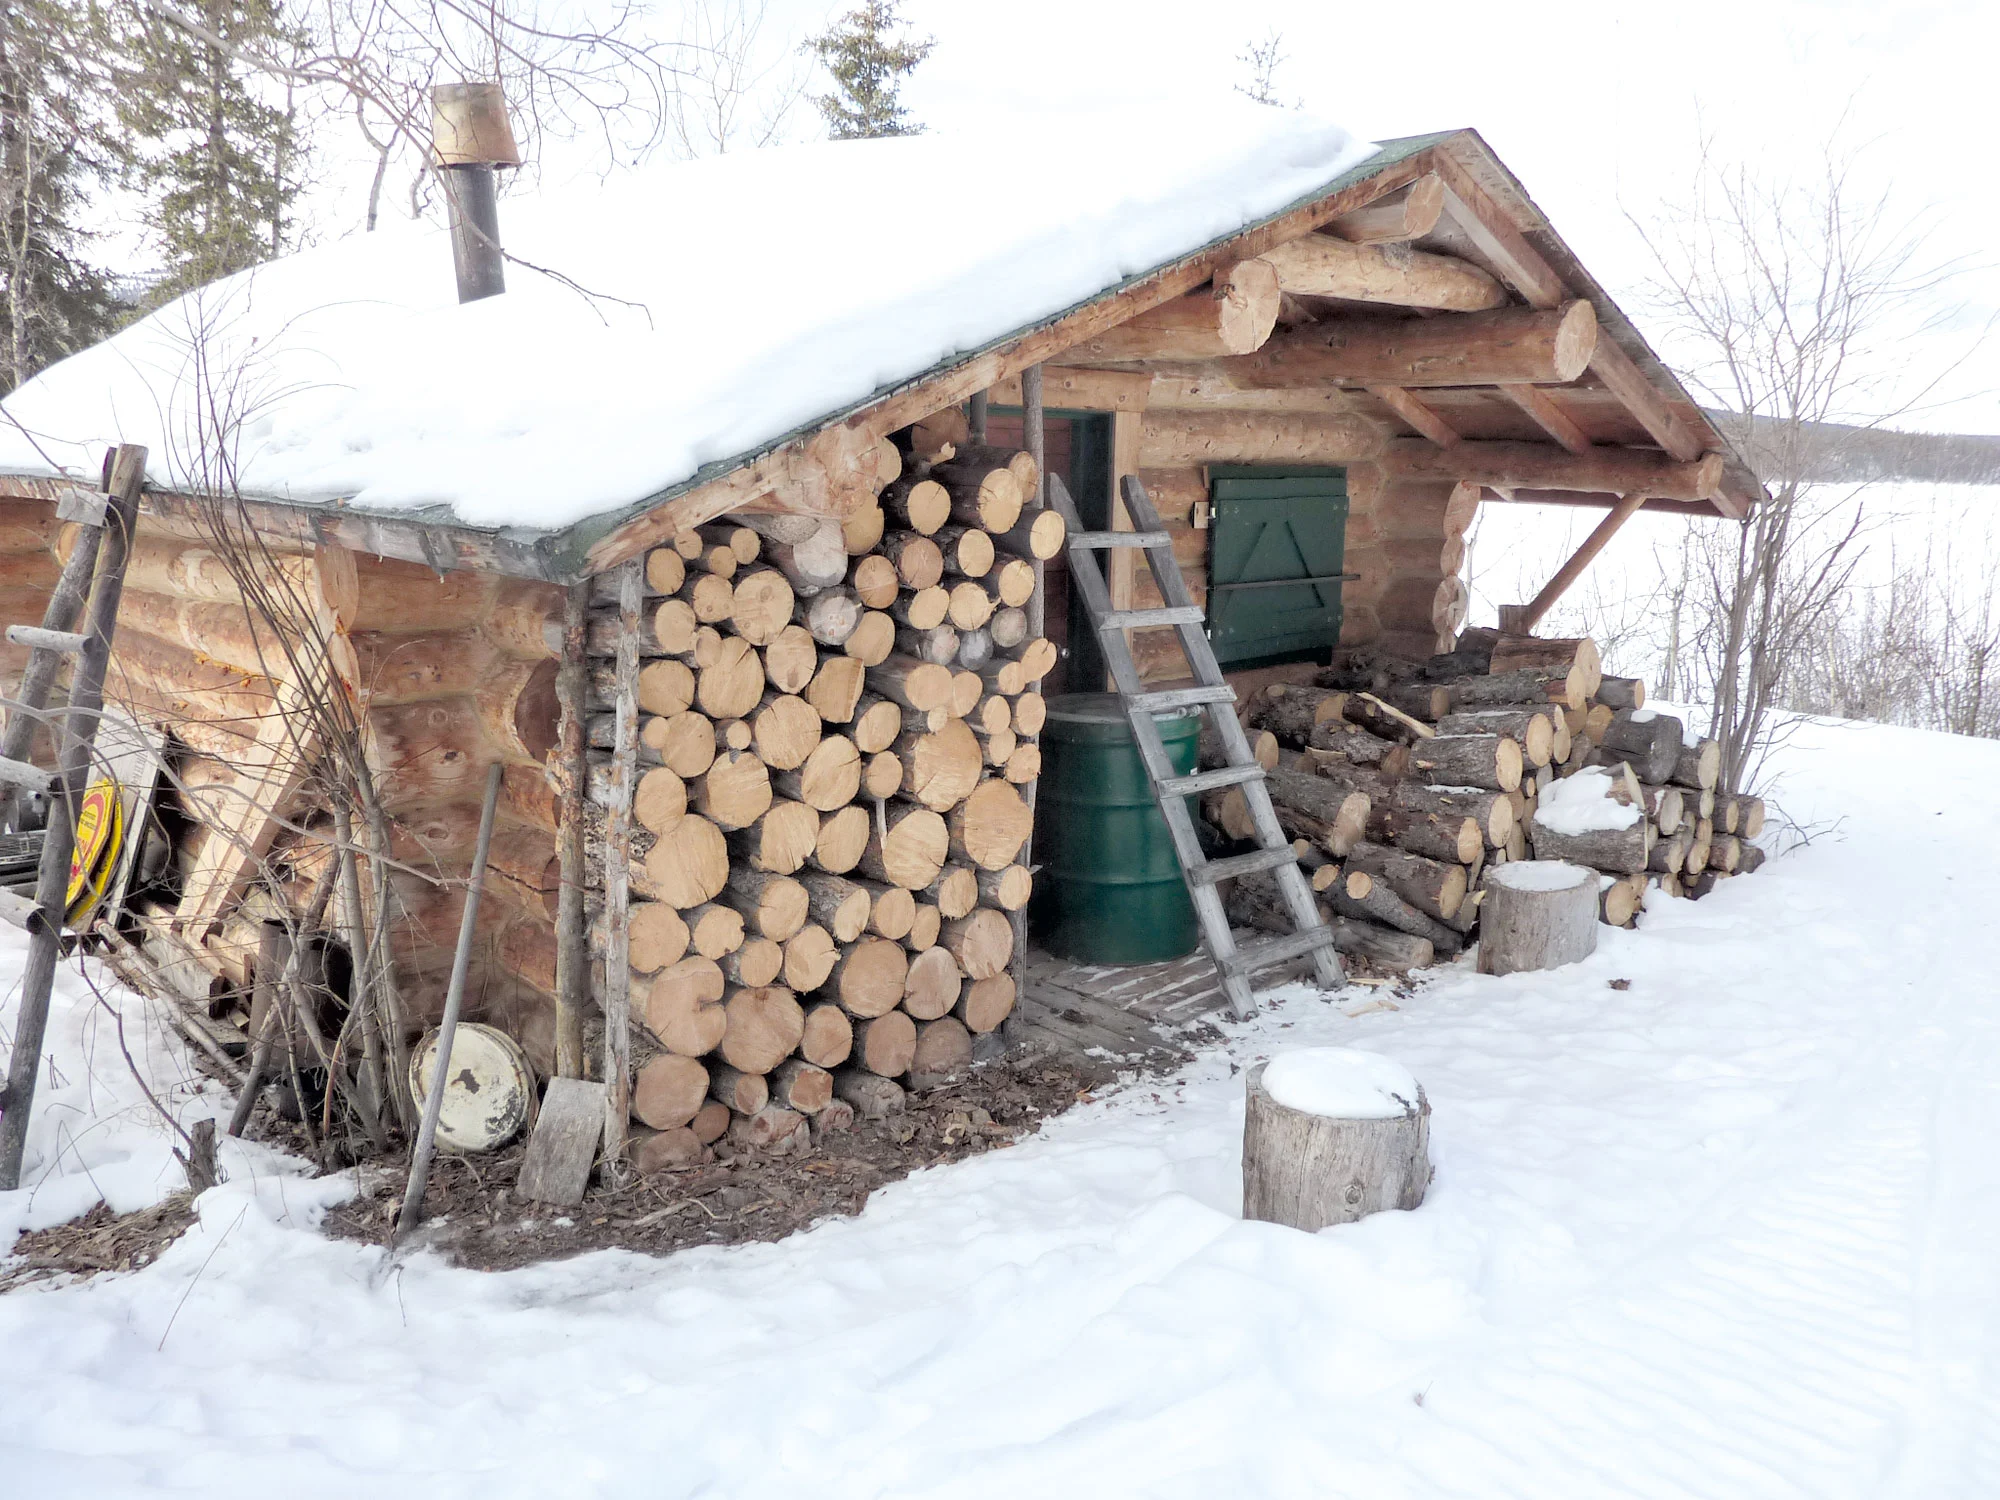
<box><xmin>587</xmin><ymin>410</ymin><xmax>1060</xmax><ymax>1167</ymax></box>
<box><xmin>1217</xmin><ymin>627</ymin><xmax>1766</xmax><ymax>972</ymax></box>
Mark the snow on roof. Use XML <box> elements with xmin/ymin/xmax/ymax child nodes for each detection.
<box><xmin>0</xmin><ymin>108</ymin><xmax>1375</xmax><ymax>534</ymax></box>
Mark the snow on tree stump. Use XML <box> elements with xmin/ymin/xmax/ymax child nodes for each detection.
<box><xmin>1477</xmin><ymin>860</ymin><xmax>1599</xmax><ymax>976</ymax></box>
<box><xmin>1242</xmin><ymin>1049</ymin><xmax>1430</xmax><ymax>1232</ymax></box>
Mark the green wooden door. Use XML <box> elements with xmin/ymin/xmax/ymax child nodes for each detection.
<box><xmin>1207</xmin><ymin>466</ymin><xmax>1350</xmax><ymax>667</ymax></box>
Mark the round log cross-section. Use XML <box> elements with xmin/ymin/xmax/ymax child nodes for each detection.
<box><xmin>1241</xmin><ymin>1050</ymin><xmax>1430</xmax><ymax>1231</ymax></box>
<box><xmin>1477</xmin><ymin>860</ymin><xmax>1599</xmax><ymax>975</ymax></box>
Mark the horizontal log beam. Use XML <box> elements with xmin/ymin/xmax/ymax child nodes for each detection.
<box><xmin>1324</xmin><ymin>174</ymin><xmax>1445</xmax><ymax>244</ymax></box>
<box><xmin>990</xmin><ymin>367</ymin><xmax>1152</xmax><ymax>412</ymax></box>
<box><xmin>1480</xmin><ymin>487</ymin><xmax>1728</xmax><ymax>518</ymax></box>
<box><xmin>1384</xmin><ymin>438</ymin><xmax>1723</xmax><ymax>501</ymax></box>
<box><xmin>1064</xmin><ymin>260</ymin><xmax>1280</xmax><ymax>361</ymax></box>
<box><xmin>1138</xmin><ymin>410</ymin><xmax>1385</xmax><ymax>468</ymax></box>
<box><xmin>1259</xmin><ymin>234</ymin><xmax>1506</xmax><ymax>311</ymax></box>
<box><xmin>1212</xmin><ymin>301</ymin><xmax>1598</xmax><ymax>390</ymax></box>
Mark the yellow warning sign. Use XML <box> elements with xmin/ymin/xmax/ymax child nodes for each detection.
<box><xmin>66</xmin><ymin>779</ymin><xmax>122</xmax><ymax>922</ymax></box>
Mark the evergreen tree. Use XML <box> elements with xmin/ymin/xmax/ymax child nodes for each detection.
<box><xmin>0</xmin><ymin>0</ymin><xmax>120</xmax><ymax>392</ymax></box>
<box><xmin>806</xmin><ymin>1</ymin><xmax>933</xmax><ymax>141</ymax></box>
<box><xmin>117</xmin><ymin>0</ymin><xmax>304</xmax><ymax>300</ymax></box>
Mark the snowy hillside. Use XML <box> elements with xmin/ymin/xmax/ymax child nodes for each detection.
<box><xmin>3</xmin><ymin>713</ymin><xmax>1997</xmax><ymax>1497</ymax></box>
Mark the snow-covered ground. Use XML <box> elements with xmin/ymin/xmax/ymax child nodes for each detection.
<box><xmin>4</xmin><ymin>714</ymin><xmax>1998</xmax><ymax>1498</ymax></box>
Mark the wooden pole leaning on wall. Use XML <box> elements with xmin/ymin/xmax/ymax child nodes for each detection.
<box><xmin>396</xmin><ymin>760</ymin><xmax>504</xmax><ymax>1238</ymax></box>
<box><xmin>0</xmin><ymin>444</ymin><xmax>143</xmax><ymax>1193</ymax></box>
<box><xmin>554</xmin><ymin>580</ymin><xmax>590</xmax><ymax>1077</ymax></box>
<box><xmin>1507</xmin><ymin>491</ymin><xmax>1649</xmax><ymax>634</ymax></box>
<box><xmin>1004</xmin><ymin>365</ymin><xmax>1047</xmax><ymax>1029</ymax></box>
<box><xmin>601</xmin><ymin>557</ymin><xmax>644</xmax><ymax>1167</ymax></box>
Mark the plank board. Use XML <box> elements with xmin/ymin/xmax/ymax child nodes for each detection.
<box><xmin>517</xmin><ymin>1077</ymin><xmax>606</xmax><ymax>1207</ymax></box>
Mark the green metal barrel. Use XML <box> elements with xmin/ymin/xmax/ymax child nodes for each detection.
<box><xmin>1030</xmin><ymin>693</ymin><xmax>1200</xmax><ymax>965</ymax></box>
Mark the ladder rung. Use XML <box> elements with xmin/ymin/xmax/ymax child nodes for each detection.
<box><xmin>1099</xmin><ymin>606</ymin><xmax>1205</xmax><ymax>631</ymax></box>
<box><xmin>1069</xmin><ymin>530</ymin><xmax>1171</xmax><ymax>549</ymax></box>
<box><xmin>1159</xmin><ymin>764</ymin><xmax>1264</xmax><ymax>797</ymax></box>
<box><xmin>1189</xmin><ymin>845</ymin><xmax>1295</xmax><ymax>885</ymax></box>
<box><xmin>1129</xmin><ymin>685</ymin><xmax>1237</xmax><ymax>714</ymax></box>
<box><xmin>0</xmin><ymin>757</ymin><xmax>54</xmax><ymax>792</ymax></box>
<box><xmin>1220</xmin><ymin>925</ymin><xmax>1336</xmax><ymax>974</ymax></box>
<box><xmin>6</xmin><ymin>625</ymin><xmax>88</xmax><ymax>655</ymax></box>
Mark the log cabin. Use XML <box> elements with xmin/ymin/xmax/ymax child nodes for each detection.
<box><xmin>0</xmin><ymin>112</ymin><xmax>1764</xmax><ymax>1158</ymax></box>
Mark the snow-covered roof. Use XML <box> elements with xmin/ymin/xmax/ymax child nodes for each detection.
<box><xmin>0</xmin><ymin>108</ymin><xmax>1376</xmax><ymax>536</ymax></box>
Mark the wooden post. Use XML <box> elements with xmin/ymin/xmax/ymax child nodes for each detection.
<box><xmin>601</xmin><ymin>557</ymin><xmax>644</xmax><ymax>1164</ymax></box>
<box><xmin>0</xmin><ymin>443</ymin><xmax>143</xmax><ymax>1192</ymax></box>
<box><xmin>968</xmin><ymin>390</ymin><xmax>988</xmax><ymax>445</ymax></box>
<box><xmin>0</xmin><ymin>467</ymin><xmax>110</xmax><ymax>826</ymax></box>
<box><xmin>1005</xmin><ymin>365</ymin><xmax>1048</xmax><ymax>1010</ymax></box>
<box><xmin>553</xmin><ymin>579</ymin><xmax>589</xmax><ymax>1077</ymax></box>
<box><xmin>1477</xmin><ymin>860</ymin><xmax>1598</xmax><ymax>975</ymax></box>
<box><xmin>1241</xmin><ymin>1054</ymin><xmax>1430</xmax><ymax>1231</ymax></box>
<box><xmin>1513</xmin><ymin>491</ymin><xmax>1648</xmax><ymax>632</ymax></box>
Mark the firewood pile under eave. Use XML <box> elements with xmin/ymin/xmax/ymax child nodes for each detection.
<box><xmin>586</xmin><ymin>410</ymin><xmax>1060</xmax><ymax>1167</ymax></box>
<box><xmin>1215</xmin><ymin>628</ymin><xmax>1766</xmax><ymax>973</ymax></box>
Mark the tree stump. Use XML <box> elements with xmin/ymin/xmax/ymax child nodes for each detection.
<box><xmin>1477</xmin><ymin>860</ymin><xmax>1598</xmax><ymax>975</ymax></box>
<box><xmin>1241</xmin><ymin>1050</ymin><xmax>1430</xmax><ymax>1231</ymax></box>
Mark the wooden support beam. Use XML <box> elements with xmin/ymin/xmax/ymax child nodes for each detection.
<box><xmin>1383</xmin><ymin>438</ymin><xmax>1723</xmax><ymax>502</ymax></box>
<box><xmin>553</xmin><ymin>579</ymin><xmax>589</xmax><ymax>1079</ymax></box>
<box><xmin>1500</xmin><ymin>384</ymin><xmax>1593</xmax><ymax>455</ymax></box>
<box><xmin>1480</xmin><ymin>487</ymin><xmax>1721</xmax><ymax>517</ymax></box>
<box><xmin>1369</xmin><ymin>386</ymin><xmax>1460</xmax><ymax>446</ymax></box>
<box><xmin>1428</xmin><ymin>147</ymin><xmax>1713</xmax><ymax>470</ymax></box>
<box><xmin>1214</xmin><ymin>302</ymin><xmax>1598</xmax><ymax>391</ymax></box>
<box><xmin>1258</xmin><ymin>234</ymin><xmax>1506</xmax><ymax>311</ymax></box>
<box><xmin>1585</xmin><ymin>339</ymin><xmax>1709</xmax><ymax>463</ymax></box>
<box><xmin>1325</xmin><ymin>174</ymin><xmax>1445</xmax><ymax>244</ymax></box>
<box><xmin>1064</xmin><ymin>260</ymin><xmax>1281</xmax><ymax>362</ymax></box>
<box><xmin>1138</xmin><ymin>410</ymin><xmax>1384</xmax><ymax>468</ymax></box>
<box><xmin>990</xmin><ymin>367</ymin><xmax>1151</xmax><ymax>412</ymax></box>
<box><xmin>1514</xmin><ymin>490</ymin><xmax>1649</xmax><ymax>631</ymax></box>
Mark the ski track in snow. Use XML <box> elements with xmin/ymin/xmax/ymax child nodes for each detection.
<box><xmin>2</xmin><ymin>715</ymin><xmax>1997</xmax><ymax>1498</ymax></box>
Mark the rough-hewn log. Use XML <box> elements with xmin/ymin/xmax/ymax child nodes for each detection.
<box><xmin>1436</xmin><ymin>708</ymin><xmax>1554</xmax><ymax>766</ymax></box>
<box><xmin>1242</xmin><ymin>1058</ymin><xmax>1430</xmax><ymax>1231</ymax></box>
<box><xmin>1408</xmin><ymin>733</ymin><xmax>1522</xmax><ymax>792</ymax></box>
<box><xmin>833</xmin><ymin>938</ymin><xmax>912</xmax><ymax>1020</ymax></box>
<box><xmin>1479</xmin><ymin>862</ymin><xmax>1599</xmax><ymax>975</ymax></box>
<box><xmin>908</xmin><ymin>1017</ymin><xmax>973</xmax><ymax>1090</ymax></box>
<box><xmin>1342</xmin><ymin>840</ymin><xmax>1467</xmax><ymax>923</ymax></box>
<box><xmin>1137</xmin><ymin>410</ymin><xmax>1382</xmax><ymax>467</ymax></box>
<box><xmin>1325</xmin><ymin>173</ymin><xmax>1445</xmax><ymax>244</ymax></box>
<box><xmin>955</xmin><ymin>973</ymin><xmax>1016</xmax><ymax>1033</ymax></box>
<box><xmin>1216</xmin><ymin>301</ymin><xmax>1594</xmax><ymax>392</ymax></box>
<box><xmin>1671</xmin><ymin>739</ymin><xmax>1721</xmax><ymax>791</ymax></box>
<box><xmin>1596</xmin><ymin>709</ymin><xmax>1683</xmax><ymax>785</ymax></box>
<box><xmin>784</xmin><ymin>924</ymin><xmax>840</xmax><ymax>992</ymax></box>
<box><xmin>1065</xmin><ymin>258</ymin><xmax>1281</xmax><ymax>361</ymax></box>
<box><xmin>1527</xmin><ymin>811</ymin><xmax>1651</xmax><ymax>874</ymax></box>
<box><xmin>1258</xmin><ymin>233</ymin><xmax>1506</xmax><ymax>311</ymax></box>
<box><xmin>946</xmin><ymin>779</ymin><xmax>1033</xmax><ymax>870</ymax></box>
<box><xmin>634</xmin><ymin>956</ymin><xmax>727</xmax><ymax>1056</ymax></box>
<box><xmin>1383</xmin><ymin>438</ymin><xmax>1726</xmax><ymax>503</ymax></box>
<box><xmin>859</xmin><ymin>805</ymin><xmax>950</xmax><ymax>890</ymax></box>
<box><xmin>845</xmin><ymin>1007</ymin><xmax>919</xmax><ymax>1077</ymax></box>
<box><xmin>901</xmin><ymin>945</ymin><xmax>962</xmax><ymax>1021</ymax></box>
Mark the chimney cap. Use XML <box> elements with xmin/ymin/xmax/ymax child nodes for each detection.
<box><xmin>432</xmin><ymin>82</ymin><xmax>521</xmax><ymax>169</ymax></box>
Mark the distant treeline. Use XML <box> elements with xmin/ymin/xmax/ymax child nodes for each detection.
<box><xmin>1707</xmin><ymin>412</ymin><xmax>2000</xmax><ymax>486</ymax></box>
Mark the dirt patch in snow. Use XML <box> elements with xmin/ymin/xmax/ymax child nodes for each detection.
<box><xmin>1</xmin><ymin>1193</ymin><xmax>199</xmax><ymax>1292</ymax></box>
<box><xmin>321</xmin><ymin>1053</ymin><xmax>1129</xmax><ymax>1272</ymax></box>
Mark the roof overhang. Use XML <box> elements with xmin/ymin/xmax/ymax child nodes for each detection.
<box><xmin>0</xmin><ymin>129</ymin><xmax>1763</xmax><ymax>581</ymax></box>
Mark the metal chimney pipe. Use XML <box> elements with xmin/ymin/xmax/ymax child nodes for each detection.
<box><xmin>431</xmin><ymin>83</ymin><xmax>521</xmax><ymax>305</ymax></box>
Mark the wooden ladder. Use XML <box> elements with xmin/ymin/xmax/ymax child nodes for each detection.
<box><xmin>1045</xmin><ymin>473</ymin><xmax>1342</xmax><ymax>1020</ymax></box>
<box><xmin>0</xmin><ymin>446</ymin><xmax>144</xmax><ymax>1189</ymax></box>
